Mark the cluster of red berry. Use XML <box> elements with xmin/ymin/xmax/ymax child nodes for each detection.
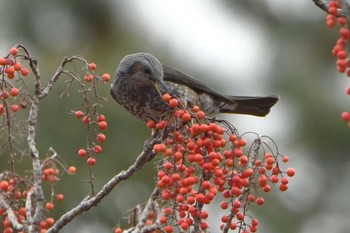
<box><xmin>0</xmin><ymin>45</ymin><xmax>111</xmax><ymax>233</ymax></box>
<box><xmin>0</xmin><ymin>47</ymin><xmax>30</xmax><ymax>121</ymax></box>
<box><xmin>115</xmin><ymin>94</ymin><xmax>295</xmax><ymax>233</ymax></box>
<box><xmin>325</xmin><ymin>0</ymin><xmax>350</xmax><ymax>126</ymax></box>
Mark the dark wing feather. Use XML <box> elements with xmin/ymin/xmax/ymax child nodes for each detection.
<box><xmin>162</xmin><ymin>65</ymin><xmax>234</xmax><ymax>103</ymax></box>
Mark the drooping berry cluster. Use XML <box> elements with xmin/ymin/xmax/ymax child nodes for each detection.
<box><xmin>115</xmin><ymin>94</ymin><xmax>295</xmax><ymax>233</ymax></box>
<box><xmin>71</xmin><ymin>62</ymin><xmax>110</xmax><ymax>167</ymax></box>
<box><xmin>325</xmin><ymin>0</ymin><xmax>350</xmax><ymax>126</ymax></box>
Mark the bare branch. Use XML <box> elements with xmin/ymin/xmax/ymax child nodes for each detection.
<box><xmin>46</xmin><ymin>133</ymin><xmax>163</xmax><ymax>233</ymax></box>
<box><xmin>312</xmin><ymin>0</ymin><xmax>346</xmax><ymax>16</ymax></box>
<box><xmin>27</xmin><ymin>96</ymin><xmax>45</xmax><ymax>233</ymax></box>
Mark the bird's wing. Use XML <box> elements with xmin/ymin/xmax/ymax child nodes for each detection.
<box><xmin>162</xmin><ymin>65</ymin><xmax>234</xmax><ymax>103</ymax></box>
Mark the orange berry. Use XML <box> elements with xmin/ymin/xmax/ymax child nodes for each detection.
<box><xmin>45</xmin><ymin>202</ymin><xmax>54</xmax><ymax>211</ymax></box>
<box><xmin>5</xmin><ymin>66</ymin><xmax>15</xmax><ymax>74</ymax></box>
<box><xmin>68</xmin><ymin>166</ymin><xmax>76</xmax><ymax>174</ymax></box>
<box><xmin>162</xmin><ymin>93</ymin><xmax>171</xmax><ymax>102</ymax></box>
<box><xmin>21</xmin><ymin>68</ymin><xmax>29</xmax><ymax>76</ymax></box>
<box><xmin>46</xmin><ymin>217</ymin><xmax>55</xmax><ymax>226</ymax></box>
<box><xmin>56</xmin><ymin>194</ymin><xmax>64</xmax><ymax>201</ymax></box>
<box><xmin>146</xmin><ymin>120</ymin><xmax>155</xmax><ymax>128</ymax></box>
<box><xmin>182</xmin><ymin>112</ymin><xmax>191</xmax><ymax>122</ymax></box>
<box><xmin>168</xmin><ymin>98</ymin><xmax>178</xmax><ymax>108</ymax></box>
<box><xmin>0</xmin><ymin>57</ymin><xmax>8</xmax><ymax>65</ymax></box>
<box><xmin>0</xmin><ymin>181</ymin><xmax>9</xmax><ymax>191</ymax></box>
<box><xmin>196</xmin><ymin>110</ymin><xmax>205</xmax><ymax>119</ymax></box>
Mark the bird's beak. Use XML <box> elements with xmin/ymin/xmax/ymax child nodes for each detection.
<box><xmin>153</xmin><ymin>80</ymin><xmax>171</xmax><ymax>97</ymax></box>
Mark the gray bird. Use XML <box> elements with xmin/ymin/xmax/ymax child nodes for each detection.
<box><xmin>110</xmin><ymin>53</ymin><xmax>279</xmax><ymax>122</ymax></box>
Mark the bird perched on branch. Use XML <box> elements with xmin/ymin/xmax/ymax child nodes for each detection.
<box><xmin>110</xmin><ymin>53</ymin><xmax>279</xmax><ymax>122</ymax></box>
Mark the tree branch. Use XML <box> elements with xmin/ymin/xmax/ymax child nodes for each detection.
<box><xmin>312</xmin><ymin>0</ymin><xmax>346</xmax><ymax>16</ymax></box>
<box><xmin>47</xmin><ymin>133</ymin><xmax>163</xmax><ymax>233</ymax></box>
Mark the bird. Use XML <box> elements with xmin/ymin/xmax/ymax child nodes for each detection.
<box><xmin>110</xmin><ymin>53</ymin><xmax>279</xmax><ymax>122</ymax></box>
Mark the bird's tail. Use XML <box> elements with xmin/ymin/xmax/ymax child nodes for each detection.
<box><xmin>221</xmin><ymin>95</ymin><xmax>279</xmax><ymax>117</ymax></box>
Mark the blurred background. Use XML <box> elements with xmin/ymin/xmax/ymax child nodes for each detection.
<box><xmin>1</xmin><ymin>0</ymin><xmax>349</xmax><ymax>232</ymax></box>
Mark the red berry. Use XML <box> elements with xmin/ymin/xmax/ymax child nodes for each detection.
<box><xmin>114</xmin><ymin>228</ymin><xmax>123</xmax><ymax>233</ymax></box>
<box><xmin>337</xmin><ymin>50</ymin><xmax>347</xmax><ymax>59</ymax></box>
<box><xmin>97</xmin><ymin>114</ymin><xmax>105</xmax><ymax>122</ymax></box>
<box><xmin>341</xmin><ymin>112</ymin><xmax>350</xmax><ymax>121</ymax></box>
<box><xmin>87</xmin><ymin>157</ymin><xmax>96</xmax><ymax>165</ymax></box>
<box><xmin>286</xmin><ymin>167</ymin><xmax>296</xmax><ymax>177</ymax></box>
<box><xmin>346</xmin><ymin>87</ymin><xmax>350</xmax><ymax>95</ymax></box>
<box><xmin>200</xmin><ymin>222</ymin><xmax>208</xmax><ymax>230</ymax></box>
<box><xmin>279</xmin><ymin>184</ymin><xmax>288</xmax><ymax>191</ymax></box>
<box><xmin>75</xmin><ymin>111</ymin><xmax>83</xmax><ymax>119</ymax></box>
<box><xmin>340</xmin><ymin>28</ymin><xmax>350</xmax><ymax>40</ymax></box>
<box><xmin>85</xmin><ymin>74</ymin><xmax>94</xmax><ymax>82</ymax></box>
<box><xmin>256</xmin><ymin>197</ymin><xmax>265</xmax><ymax>205</ymax></box>
<box><xmin>78</xmin><ymin>149</ymin><xmax>87</xmax><ymax>157</ymax></box>
<box><xmin>97</xmin><ymin>133</ymin><xmax>106</xmax><ymax>143</ymax></box>
<box><xmin>93</xmin><ymin>145</ymin><xmax>102</xmax><ymax>154</ymax></box>
<box><xmin>56</xmin><ymin>194</ymin><xmax>64</xmax><ymax>201</ymax></box>
<box><xmin>83</xmin><ymin>116</ymin><xmax>90</xmax><ymax>124</ymax></box>
<box><xmin>98</xmin><ymin>121</ymin><xmax>107</xmax><ymax>130</ymax></box>
<box><xmin>10</xmin><ymin>87</ymin><xmax>19</xmax><ymax>96</ymax></box>
<box><xmin>12</xmin><ymin>105</ymin><xmax>19</xmax><ymax>112</ymax></box>
<box><xmin>165</xmin><ymin>225</ymin><xmax>173</xmax><ymax>233</ymax></box>
<box><xmin>10</xmin><ymin>47</ymin><xmax>19</xmax><ymax>56</ymax></box>
<box><xmin>102</xmin><ymin>73</ymin><xmax>110</xmax><ymax>82</ymax></box>
<box><xmin>89</xmin><ymin>63</ymin><xmax>96</xmax><ymax>70</ymax></box>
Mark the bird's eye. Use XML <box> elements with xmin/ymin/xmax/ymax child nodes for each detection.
<box><xmin>144</xmin><ymin>67</ymin><xmax>152</xmax><ymax>75</ymax></box>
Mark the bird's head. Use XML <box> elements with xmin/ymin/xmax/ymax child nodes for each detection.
<box><xmin>114</xmin><ymin>53</ymin><xmax>170</xmax><ymax>94</ymax></box>
<box><xmin>117</xmin><ymin>53</ymin><xmax>164</xmax><ymax>82</ymax></box>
